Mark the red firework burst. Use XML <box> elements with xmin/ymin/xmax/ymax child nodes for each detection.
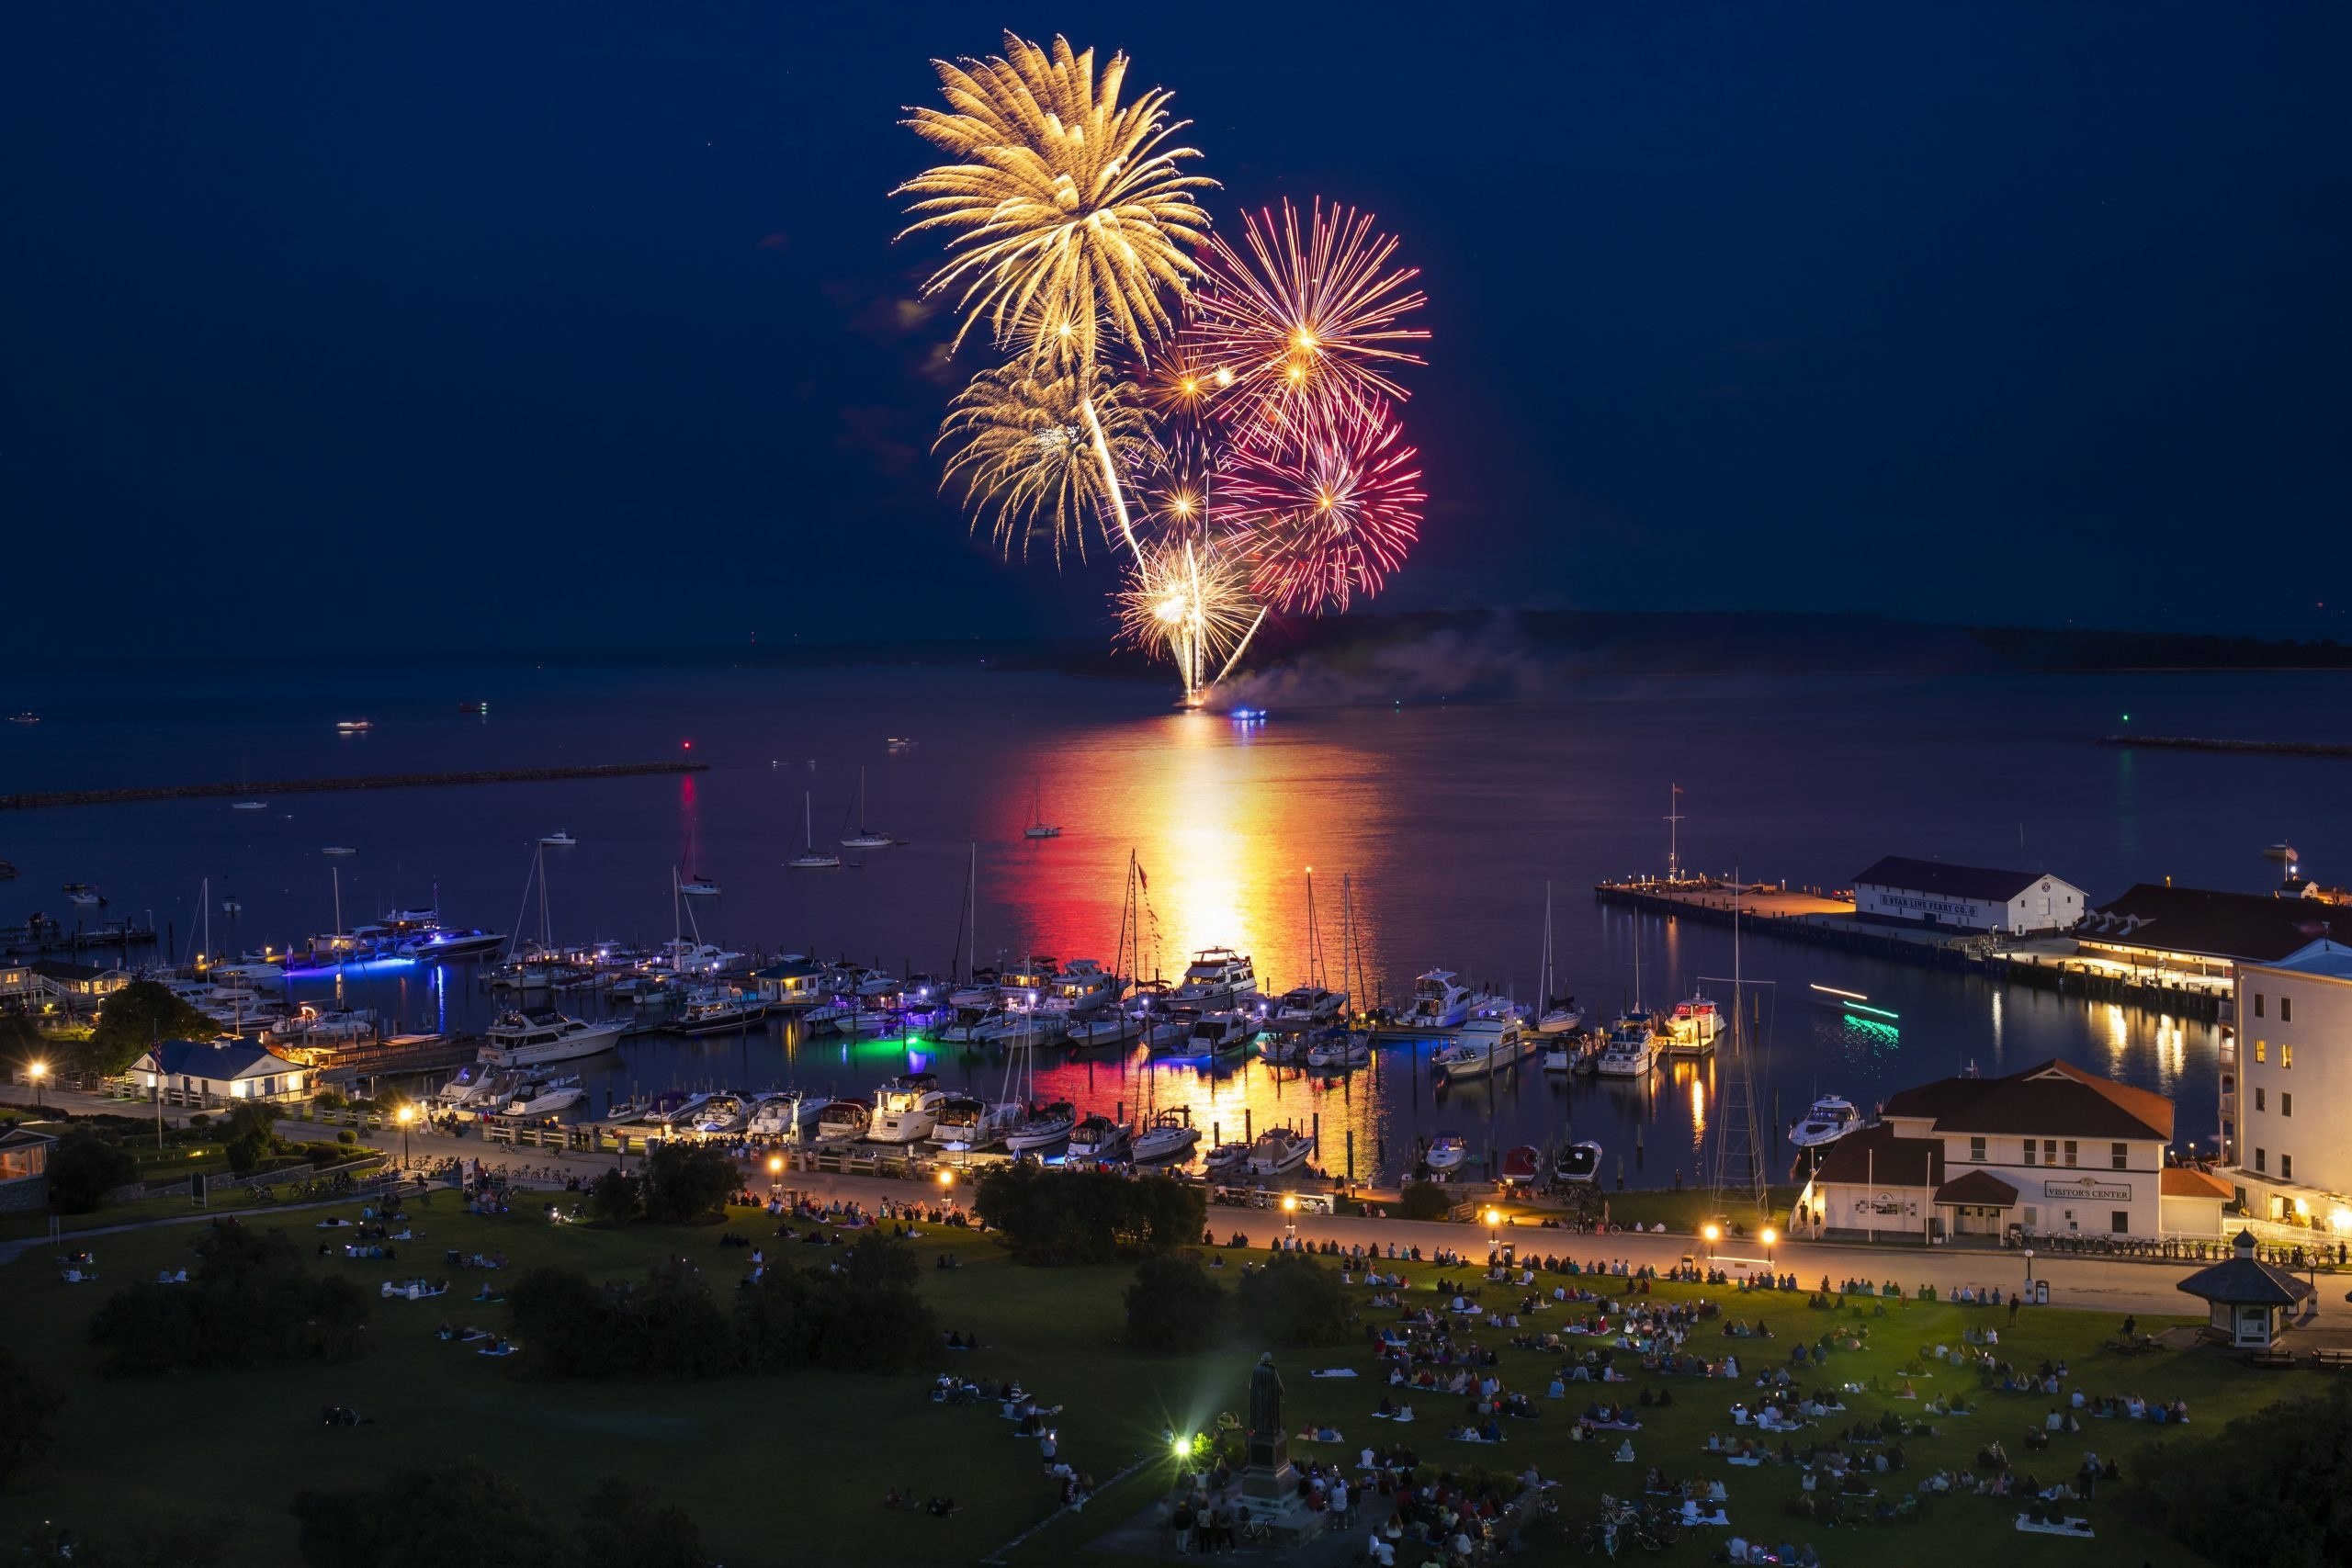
<box><xmin>1223</xmin><ymin>406</ymin><xmax>1423</xmax><ymax>614</ymax></box>
<box><xmin>1189</xmin><ymin>198</ymin><xmax>1428</xmax><ymax>452</ymax></box>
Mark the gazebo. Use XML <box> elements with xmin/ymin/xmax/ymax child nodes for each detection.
<box><xmin>2176</xmin><ymin>1229</ymin><xmax>2313</xmax><ymax>1348</ymax></box>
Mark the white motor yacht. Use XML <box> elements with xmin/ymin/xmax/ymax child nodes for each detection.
<box><xmin>1432</xmin><ymin>1016</ymin><xmax>1533</xmax><ymax>1081</ymax></box>
<box><xmin>1306</xmin><ymin>1032</ymin><xmax>1371</xmax><ymax>1070</ymax></box>
<box><xmin>1064</xmin><ymin>1013</ymin><xmax>1143</xmax><ymax>1049</ymax></box>
<box><xmin>539</xmin><ymin>831</ymin><xmax>579</xmax><ymax>847</ymax></box>
<box><xmin>1182</xmin><ymin>1009</ymin><xmax>1256</xmax><ymax>1055</ymax></box>
<box><xmin>1131</xmin><ymin>1108</ymin><xmax>1201</xmax><ymax>1164</ymax></box>
<box><xmin>1665</xmin><ymin>993</ymin><xmax>1722</xmax><ymax>1053</ymax></box>
<box><xmin>503</xmin><ymin>1077</ymin><xmax>585</xmax><ymax>1117</ymax></box>
<box><xmin>693</xmin><ymin>1094</ymin><xmax>749</xmax><ymax>1135</ymax></box>
<box><xmin>1422</xmin><ymin>1134</ymin><xmax>1469</xmax><ymax>1175</ymax></box>
<box><xmin>675</xmin><ymin>987</ymin><xmax>767</xmax><ymax>1035</ymax></box>
<box><xmin>480</xmin><ymin>1009</ymin><xmax>628</xmax><ymax>1068</ymax></box>
<box><xmin>1202</xmin><ymin>1141</ymin><xmax>1250</xmax><ymax>1181</ymax></box>
<box><xmin>1403</xmin><ymin>969</ymin><xmax>1476</xmax><ymax>1030</ymax></box>
<box><xmin>747</xmin><ymin>1094</ymin><xmax>820</xmax><ymax>1138</ymax></box>
<box><xmin>930</xmin><ymin>1095</ymin><xmax>1021</xmax><ymax>1152</ymax></box>
<box><xmin>1170</xmin><ymin>947</ymin><xmax>1258</xmax><ymax>1009</ymax></box>
<box><xmin>812</xmin><ymin>1100</ymin><xmax>872</xmax><ymax>1141</ymax></box>
<box><xmin>1041</xmin><ymin>958</ymin><xmax>1122</xmax><ymax>1017</ymax></box>
<box><xmin>1244</xmin><ymin>1125</ymin><xmax>1315</xmax><ymax>1178</ymax></box>
<box><xmin>1259</xmin><ymin>1032</ymin><xmax>1306</xmax><ymax>1065</ymax></box>
<box><xmin>1595</xmin><ymin>1013</ymin><xmax>1661</xmax><ymax>1077</ymax></box>
<box><xmin>1789</xmin><ymin>1096</ymin><xmax>1864</xmax><ymax>1149</ymax></box>
<box><xmin>1067</xmin><ymin>1113</ymin><xmax>1132</xmax><ymax>1162</ymax></box>
<box><xmin>1270</xmin><ymin>986</ymin><xmax>1347</xmax><ymax>1031</ymax></box>
<box><xmin>869</xmin><ymin>1073</ymin><xmax>947</xmax><ymax>1144</ymax></box>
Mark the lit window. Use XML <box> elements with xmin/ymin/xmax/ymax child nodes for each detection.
<box><xmin>2282</xmin><ymin>1043</ymin><xmax>2293</xmax><ymax>1069</ymax></box>
<box><xmin>2255</xmin><ymin>1040</ymin><xmax>2267</xmax><ymax>1064</ymax></box>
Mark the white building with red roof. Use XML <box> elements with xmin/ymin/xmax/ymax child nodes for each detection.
<box><xmin>1792</xmin><ymin>1058</ymin><xmax>2222</xmax><ymax>1244</ymax></box>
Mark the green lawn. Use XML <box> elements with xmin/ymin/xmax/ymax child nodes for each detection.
<box><xmin>0</xmin><ymin>1196</ymin><xmax>2307</xmax><ymax>1567</ymax></box>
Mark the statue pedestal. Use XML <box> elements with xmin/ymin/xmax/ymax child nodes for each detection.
<box><xmin>1239</xmin><ymin>1461</ymin><xmax>1297</xmax><ymax>1507</ymax></box>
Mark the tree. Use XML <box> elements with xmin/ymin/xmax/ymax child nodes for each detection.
<box><xmin>89</xmin><ymin>1222</ymin><xmax>372</xmax><ymax>1374</ymax></box>
<box><xmin>1235</xmin><ymin>1252</ymin><xmax>1352</xmax><ymax>1347</ymax></box>
<box><xmin>0</xmin><ymin>1347</ymin><xmax>65</xmax><ymax>1486</ymax></box>
<box><xmin>80</xmin><ymin>981</ymin><xmax>218</xmax><ymax>1077</ymax></box>
<box><xmin>974</xmin><ymin>1164</ymin><xmax>1207</xmax><ymax>1265</ymax></box>
<box><xmin>2140</xmin><ymin>1384</ymin><xmax>2352</xmax><ymax>1568</ymax></box>
<box><xmin>635</xmin><ymin>1141</ymin><xmax>735</xmax><ymax>1224</ymax></box>
<box><xmin>1396</xmin><ymin>1181</ymin><xmax>1453</xmax><ymax>1222</ymax></box>
<box><xmin>576</xmin><ymin>1476</ymin><xmax>715</xmax><ymax>1568</ymax></box>
<box><xmin>1124</xmin><ymin>1250</ymin><xmax>1227</xmax><ymax>1351</ymax></box>
<box><xmin>46</xmin><ymin>1131</ymin><xmax>137</xmax><ymax>1213</ymax></box>
<box><xmin>293</xmin><ymin>1462</ymin><xmax>571</xmax><ymax>1568</ymax></box>
<box><xmin>585</xmin><ymin>1168</ymin><xmax>640</xmax><ymax>1225</ymax></box>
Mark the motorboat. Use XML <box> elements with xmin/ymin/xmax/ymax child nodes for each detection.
<box><xmin>868</xmin><ymin>1073</ymin><xmax>947</xmax><ymax>1144</ymax></box>
<box><xmin>934</xmin><ymin>1002</ymin><xmax>1002</xmax><ymax>1044</ymax></box>
<box><xmin>674</xmin><ymin>987</ymin><xmax>767</xmax><ymax>1035</ymax></box>
<box><xmin>1171</xmin><ymin>947</ymin><xmax>1258</xmax><ymax>1009</ymax></box>
<box><xmin>692</xmin><ymin>1094</ymin><xmax>749</xmax><ymax>1135</ymax></box>
<box><xmin>334</xmin><ymin>718</ymin><xmax>372</xmax><ymax>732</ymax></box>
<box><xmin>1131</xmin><ymin>1108</ymin><xmax>1201</xmax><ymax>1164</ymax></box>
<box><xmin>1555</xmin><ymin>1139</ymin><xmax>1603</xmax><ymax>1185</ymax></box>
<box><xmin>747</xmin><ymin>1094</ymin><xmax>820</xmax><ymax>1138</ymax></box>
<box><xmin>973</xmin><ymin>1010</ymin><xmax>1057</xmax><ymax>1048</ymax></box>
<box><xmin>503</xmin><ymin>1076</ymin><xmax>585</xmax><ymax>1118</ymax></box>
<box><xmin>1595</xmin><ymin>1014</ymin><xmax>1660</xmax><ymax>1077</ymax></box>
<box><xmin>1789</xmin><ymin>1096</ymin><xmax>1864</xmax><ymax>1149</ymax></box>
<box><xmin>1541</xmin><ymin>1034</ymin><xmax>1595</xmax><ymax>1074</ymax></box>
<box><xmin>6</xmin><ymin>712</ymin><xmax>35</xmax><ymax>724</ymax></box>
<box><xmin>232</xmin><ymin>799</ymin><xmax>267</xmax><ymax>812</ymax></box>
<box><xmin>1536</xmin><ymin>999</ymin><xmax>1584</xmax><ymax>1036</ymax></box>
<box><xmin>1067</xmin><ymin>1113</ymin><xmax>1132</xmax><ymax>1163</ymax></box>
<box><xmin>841</xmin><ymin>1007</ymin><xmax>901</xmax><ymax>1039</ymax></box>
<box><xmin>1245</xmin><ymin>1125</ymin><xmax>1315</xmax><ymax>1179</ymax></box>
<box><xmin>1258</xmin><ymin>1032</ymin><xmax>1306</xmax><ymax>1066</ymax></box>
<box><xmin>1665</xmin><ymin>993</ymin><xmax>1722</xmax><ymax>1054</ymax></box>
<box><xmin>1422</xmin><ymin>1134</ymin><xmax>1469</xmax><ymax>1176</ymax></box>
<box><xmin>1136</xmin><ymin>1004</ymin><xmax>1192</xmax><ymax>1052</ymax></box>
<box><xmin>995</xmin><ymin>955</ymin><xmax>1061</xmax><ymax>1009</ymax></box>
<box><xmin>812</xmin><ymin>1100</ymin><xmax>872</xmax><ymax>1142</ymax></box>
<box><xmin>945</xmin><ymin>975</ymin><xmax>1002</xmax><ymax>1010</ymax></box>
<box><xmin>1063</xmin><ymin>1013</ymin><xmax>1143</xmax><ymax>1049</ymax></box>
<box><xmin>1041</xmin><ymin>958</ymin><xmax>1122</xmax><ymax>1017</ymax></box>
<box><xmin>1306</xmin><ymin>1032</ymin><xmax>1370</xmax><ymax>1070</ymax></box>
<box><xmin>1499</xmin><ymin>1145</ymin><xmax>1541</xmax><ymax>1186</ymax></box>
<box><xmin>63</xmin><ymin>883</ymin><xmax>104</xmax><ymax>907</ymax></box>
<box><xmin>539</xmin><ymin>831</ymin><xmax>579</xmax><ymax>847</ymax></box>
<box><xmin>1003</xmin><ymin>1100</ymin><xmax>1077</xmax><ymax>1152</ymax></box>
<box><xmin>264</xmin><ymin>1006</ymin><xmax>378</xmax><ymax>1047</ymax></box>
<box><xmin>679</xmin><ymin>875</ymin><xmax>722</xmax><ymax>897</ymax></box>
<box><xmin>1403</xmin><ymin>969</ymin><xmax>1476</xmax><ymax>1030</ymax></box>
<box><xmin>1202</xmin><ymin>1140</ymin><xmax>1250</xmax><ymax>1181</ymax></box>
<box><xmin>1182</xmin><ymin>1010</ymin><xmax>1256</xmax><ymax>1055</ymax></box>
<box><xmin>1432</xmin><ymin>1016</ymin><xmax>1532</xmax><ymax>1081</ymax></box>
<box><xmin>321</xmin><ymin>846</ymin><xmax>356</xmax><ymax>858</ymax></box>
<box><xmin>480</xmin><ymin>1009</ymin><xmax>628</xmax><ymax>1068</ymax></box>
<box><xmin>1270</xmin><ymin>986</ymin><xmax>1347</xmax><ymax>1031</ymax></box>
<box><xmin>398</xmin><ymin>926</ymin><xmax>507</xmax><ymax>962</ymax></box>
<box><xmin>930</xmin><ymin>1095</ymin><xmax>1021</xmax><ymax>1151</ymax></box>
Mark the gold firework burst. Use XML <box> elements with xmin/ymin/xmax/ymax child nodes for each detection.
<box><xmin>935</xmin><ymin>363</ymin><xmax>1148</xmax><ymax>564</ymax></box>
<box><xmin>1115</xmin><ymin>537</ymin><xmax>1260</xmax><ymax>686</ymax></box>
<box><xmin>896</xmin><ymin>33</ymin><xmax>1217</xmax><ymax>375</ymax></box>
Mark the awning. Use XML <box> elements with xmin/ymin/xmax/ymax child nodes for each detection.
<box><xmin>1932</xmin><ymin>1170</ymin><xmax>2020</xmax><ymax>1207</ymax></box>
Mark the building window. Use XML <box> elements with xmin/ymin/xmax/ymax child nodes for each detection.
<box><xmin>2064</xmin><ymin>1140</ymin><xmax>2078</xmax><ymax>1168</ymax></box>
<box><xmin>2043</xmin><ymin>1139</ymin><xmax>2059</xmax><ymax>1166</ymax></box>
<box><xmin>2110</xmin><ymin>1142</ymin><xmax>2128</xmax><ymax>1170</ymax></box>
<box><xmin>2281</xmin><ymin>996</ymin><xmax>2292</xmax><ymax>1022</ymax></box>
<box><xmin>2253</xmin><ymin>993</ymin><xmax>2265</xmax><ymax>1019</ymax></box>
<box><xmin>2023</xmin><ymin>1141</ymin><xmax>2037</xmax><ymax>1167</ymax></box>
<box><xmin>2110</xmin><ymin>1211</ymin><xmax>2130</xmax><ymax>1235</ymax></box>
<box><xmin>2282</xmin><ymin>1092</ymin><xmax>2292</xmax><ymax>1119</ymax></box>
<box><xmin>1969</xmin><ymin>1136</ymin><xmax>1985</xmax><ymax>1163</ymax></box>
<box><xmin>2255</xmin><ymin>1040</ymin><xmax>2267</xmax><ymax>1064</ymax></box>
<box><xmin>2256</xmin><ymin>1087</ymin><xmax>2266</xmax><ymax>1111</ymax></box>
<box><xmin>2256</xmin><ymin>1148</ymin><xmax>2267</xmax><ymax>1173</ymax></box>
<box><xmin>2283</xmin><ymin>1043</ymin><xmax>2293</xmax><ymax>1069</ymax></box>
<box><xmin>2282</xmin><ymin>1154</ymin><xmax>2294</xmax><ymax>1181</ymax></box>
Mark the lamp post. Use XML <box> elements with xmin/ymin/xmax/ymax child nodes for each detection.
<box><xmin>1762</xmin><ymin>1225</ymin><xmax>1778</xmax><ymax>1277</ymax></box>
<box><xmin>395</xmin><ymin>1103</ymin><xmax>415</xmax><ymax>1169</ymax></box>
<box><xmin>1702</xmin><ymin>1222</ymin><xmax>1722</xmax><ymax>1265</ymax></box>
<box><xmin>2023</xmin><ymin>1247</ymin><xmax>2036</xmax><ymax>1290</ymax></box>
<box><xmin>768</xmin><ymin>1154</ymin><xmax>786</xmax><ymax>1197</ymax></box>
<box><xmin>1486</xmin><ymin>1207</ymin><xmax>1502</xmax><ymax>1258</ymax></box>
<box><xmin>1283</xmin><ymin>1193</ymin><xmax>1298</xmax><ymax>1246</ymax></box>
<box><xmin>28</xmin><ymin>1060</ymin><xmax>47</xmax><ymax>1111</ymax></box>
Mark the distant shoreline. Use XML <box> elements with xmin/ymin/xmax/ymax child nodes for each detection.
<box><xmin>0</xmin><ymin>761</ymin><xmax>709</xmax><ymax>812</ymax></box>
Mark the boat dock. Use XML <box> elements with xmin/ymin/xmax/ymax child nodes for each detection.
<box><xmin>2097</xmin><ymin>734</ymin><xmax>2352</xmax><ymax>761</ymax></box>
<box><xmin>315</xmin><ymin>1033</ymin><xmax>480</xmax><ymax>1088</ymax></box>
<box><xmin>1</xmin><ymin>918</ymin><xmax>160</xmax><ymax>957</ymax></box>
<box><xmin>1593</xmin><ymin>878</ymin><xmax>2223</xmax><ymax>1019</ymax></box>
<box><xmin>0</xmin><ymin>761</ymin><xmax>709</xmax><ymax>812</ymax></box>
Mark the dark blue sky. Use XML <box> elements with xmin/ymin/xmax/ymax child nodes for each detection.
<box><xmin>6</xmin><ymin>4</ymin><xmax>2346</xmax><ymax>659</ymax></box>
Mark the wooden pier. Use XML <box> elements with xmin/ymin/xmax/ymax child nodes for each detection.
<box><xmin>0</xmin><ymin>760</ymin><xmax>708</xmax><ymax>812</ymax></box>
<box><xmin>315</xmin><ymin>1034</ymin><xmax>480</xmax><ymax>1088</ymax></box>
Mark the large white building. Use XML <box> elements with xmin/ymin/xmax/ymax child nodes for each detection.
<box><xmin>2229</xmin><ymin>939</ymin><xmax>2352</xmax><ymax>1229</ymax></box>
<box><xmin>1793</xmin><ymin>1058</ymin><xmax>2219</xmax><ymax>1243</ymax></box>
<box><xmin>130</xmin><ymin>1038</ymin><xmax>311</xmax><ymax>1103</ymax></box>
<box><xmin>1851</xmin><ymin>856</ymin><xmax>2085</xmax><ymax>937</ymax></box>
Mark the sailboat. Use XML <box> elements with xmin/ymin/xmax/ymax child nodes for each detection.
<box><xmin>840</xmin><ymin>766</ymin><xmax>893</xmax><ymax>849</ymax></box>
<box><xmin>232</xmin><ymin>762</ymin><xmax>266</xmax><ymax>811</ymax></box>
<box><xmin>787</xmin><ymin>791</ymin><xmax>841</xmax><ymax>869</ymax></box>
<box><xmin>678</xmin><ymin>802</ymin><xmax>720</xmax><ymax>895</ymax></box>
<box><xmin>1023</xmin><ymin>777</ymin><xmax>1060</xmax><ymax>839</ymax></box>
<box><xmin>1535</xmin><ymin>883</ymin><xmax>1582</xmax><ymax>1034</ymax></box>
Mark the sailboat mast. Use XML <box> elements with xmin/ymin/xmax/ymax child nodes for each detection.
<box><xmin>967</xmin><ymin>842</ymin><xmax>978</xmax><ymax>983</ymax></box>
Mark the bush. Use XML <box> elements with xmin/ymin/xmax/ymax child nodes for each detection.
<box><xmin>1235</xmin><ymin>1252</ymin><xmax>1353</xmax><ymax>1347</ymax></box>
<box><xmin>47</xmin><ymin>1132</ymin><xmax>138</xmax><ymax>1213</ymax></box>
<box><xmin>1124</xmin><ymin>1251</ymin><xmax>1227</xmax><ymax>1351</ymax></box>
<box><xmin>2138</xmin><ymin>1383</ymin><xmax>2352</xmax><ymax>1567</ymax></box>
<box><xmin>311</xmin><ymin>1091</ymin><xmax>346</xmax><ymax>1111</ymax></box>
<box><xmin>89</xmin><ymin>1222</ymin><xmax>372</xmax><ymax>1374</ymax></box>
<box><xmin>974</xmin><ymin>1165</ymin><xmax>1208</xmax><ymax>1265</ymax></box>
<box><xmin>637</xmin><ymin>1142</ymin><xmax>735</xmax><ymax>1224</ymax></box>
<box><xmin>1396</xmin><ymin>1181</ymin><xmax>1454</xmax><ymax>1222</ymax></box>
<box><xmin>0</xmin><ymin>1348</ymin><xmax>66</xmax><ymax>1486</ymax></box>
<box><xmin>586</xmin><ymin>1168</ymin><xmax>641</xmax><ymax>1225</ymax></box>
<box><xmin>335</xmin><ymin>1129</ymin><xmax>356</xmax><ymax>1145</ymax></box>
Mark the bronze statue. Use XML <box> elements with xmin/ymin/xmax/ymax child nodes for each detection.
<box><xmin>1245</xmin><ymin>1352</ymin><xmax>1288</xmax><ymax>1477</ymax></box>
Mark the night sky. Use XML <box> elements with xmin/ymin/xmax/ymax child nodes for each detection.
<box><xmin>7</xmin><ymin>5</ymin><xmax>2347</xmax><ymax>660</ymax></box>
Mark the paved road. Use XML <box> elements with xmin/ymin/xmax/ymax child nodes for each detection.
<box><xmin>22</xmin><ymin>1088</ymin><xmax>2347</xmax><ymax>1323</ymax></box>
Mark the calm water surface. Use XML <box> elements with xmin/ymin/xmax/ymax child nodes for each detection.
<box><xmin>7</xmin><ymin>663</ymin><xmax>2346</xmax><ymax>1182</ymax></box>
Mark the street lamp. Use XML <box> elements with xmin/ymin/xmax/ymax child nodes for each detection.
<box><xmin>1702</xmin><ymin>1221</ymin><xmax>1722</xmax><ymax>1264</ymax></box>
<box><xmin>1486</xmin><ymin>1207</ymin><xmax>1502</xmax><ymax>1257</ymax></box>
<box><xmin>395</xmin><ymin>1103</ymin><xmax>415</xmax><ymax>1168</ymax></box>
<box><xmin>27</xmin><ymin>1060</ymin><xmax>47</xmax><ymax>1111</ymax></box>
<box><xmin>768</xmin><ymin>1154</ymin><xmax>786</xmax><ymax>1195</ymax></box>
<box><xmin>1761</xmin><ymin>1225</ymin><xmax>1778</xmax><ymax>1275</ymax></box>
<box><xmin>2023</xmin><ymin>1247</ymin><xmax>2036</xmax><ymax>1289</ymax></box>
<box><xmin>1283</xmin><ymin>1193</ymin><xmax>1298</xmax><ymax>1246</ymax></box>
